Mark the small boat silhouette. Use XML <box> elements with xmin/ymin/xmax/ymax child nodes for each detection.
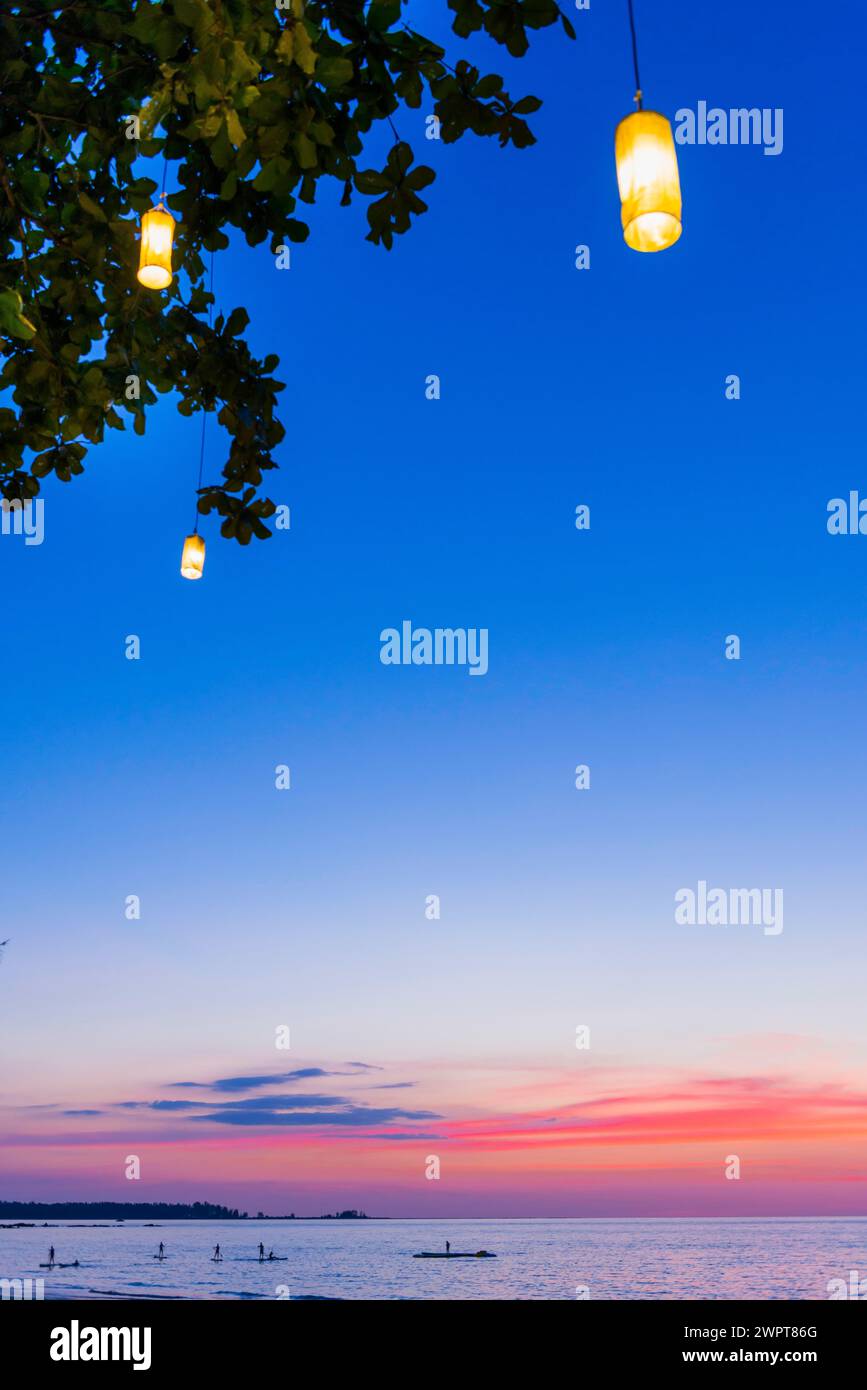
<box><xmin>413</xmin><ymin>1250</ymin><xmax>496</xmax><ymax>1259</ymax></box>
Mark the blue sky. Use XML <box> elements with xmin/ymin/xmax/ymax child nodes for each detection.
<box><xmin>2</xmin><ymin>0</ymin><xmax>867</xmax><ymax>1212</ymax></box>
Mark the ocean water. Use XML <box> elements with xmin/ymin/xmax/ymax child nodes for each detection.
<box><xmin>1</xmin><ymin>1218</ymin><xmax>865</xmax><ymax>1300</ymax></box>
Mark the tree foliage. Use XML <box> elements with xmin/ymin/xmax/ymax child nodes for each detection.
<box><xmin>0</xmin><ymin>0</ymin><xmax>572</xmax><ymax>542</ymax></box>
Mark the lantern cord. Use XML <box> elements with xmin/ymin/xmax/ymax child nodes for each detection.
<box><xmin>161</xmin><ymin>75</ymin><xmax>176</xmax><ymax>204</ymax></box>
<box><xmin>626</xmin><ymin>0</ymin><xmax>643</xmax><ymax>107</ymax></box>
<box><xmin>193</xmin><ymin>247</ymin><xmax>216</xmax><ymax>534</ymax></box>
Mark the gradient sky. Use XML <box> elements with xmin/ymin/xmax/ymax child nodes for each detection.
<box><xmin>2</xmin><ymin>0</ymin><xmax>866</xmax><ymax>1216</ymax></box>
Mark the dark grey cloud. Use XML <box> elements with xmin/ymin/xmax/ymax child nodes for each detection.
<box><xmin>38</xmin><ymin>1059</ymin><xmax>436</xmax><ymax>1139</ymax></box>
<box><xmin>196</xmin><ymin>1094</ymin><xmax>349</xmax><ymax>1112</ymax></box>
<box><xmin>169</xmin><ymin>1068</ymin><xmax>335</xmax><ymax>1093</ymax></box>
<box><xmin>110</xmin><ymin>1093</ymin><xmax>440</xmax><ymax>1130</ymax></box>
<box><xmin>190</xmin><ymin>1105</ymin><xmax>440</xmax><ymax>1128</ymax></box>
<box><xmin>117</xmin><ymin>1099</ymin><xmax>213</xmax><ymax>1111</ymax></box>
<box><xmin>116</xmin><ymin>1094</ymin><xmax>348</xmax><ymax>1113</ymax></box>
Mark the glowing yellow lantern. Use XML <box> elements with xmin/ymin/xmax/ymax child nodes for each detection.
<box><xmin>137</xmin><ymin>201</ymin><xmax>176</xmax><ymax>289</ymax></box>
<box><xmin>180</xmin><ymin>532</ymin><xmax>205</xmax><ymax>580</ymax></box>
<box><xmin>615</xmin><ymin>109</ymin><xmax>682</xmax><ymax>252</ymax></box>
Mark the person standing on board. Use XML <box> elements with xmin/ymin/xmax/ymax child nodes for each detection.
<box><xmin>159</xmin><ymin>1242</ymin><xmax>164</xmax><ymax>1259</ymax></box>
<box><xmin>48</xmin><ymin>1245</ymin><xmax>55</xmax><ymax>1266</ymax></box>
<box><xmin>258</xmin><ymin>1242</ymin><xmax>265</xmax><ymax>1261</ymax></box>
<box><xmin>446</xmin><ymin>1241</ymin><xmax>450</xmax><ymax>1255</ymax></box>
<box><xmin>213</xmin><ymin>1244</ymin><xmax>222</xmax><ymax>1260</ymax></box>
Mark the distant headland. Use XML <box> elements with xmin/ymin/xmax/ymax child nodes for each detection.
<box><xmin>257</xmin><ymin>1209</ymin><xmax>370</xmax><ymax>1221</ymax></box>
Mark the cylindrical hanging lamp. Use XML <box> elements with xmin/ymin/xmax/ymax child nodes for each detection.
<box><xmin>180</xmin><ymin>532</ymin><xmax>205</xmax><ymax>579</ymax></box>
<box><xmin>615</xmin><ymin>109</ymin><xmax>682</xmax><ymax>252</ymax></box>
<box><xmin>614</xmin><ymin>0</ymin><xmax>682</xmax><ymax>253</ymax></box>
<box><xmin>137</xmin><ymin>201</ymin><xmax>176</xmax><ymax>289</ymax></box>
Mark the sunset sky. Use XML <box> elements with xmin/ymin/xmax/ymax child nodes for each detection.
<box><xmin>2</xmin><ymin>0</ymin><xmax>866</xmax><ymax>1216</ymax></box>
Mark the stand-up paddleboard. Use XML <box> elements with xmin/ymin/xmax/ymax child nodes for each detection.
<box><xmin>413</xmin><ymin>1251</ymin><xmax>496</xmax><ymax>1259</ymax></box>
<box><xmin>40</xmin><ymin>1261</ymin><xmax>80</xmax><ymax>1268</ymax></box>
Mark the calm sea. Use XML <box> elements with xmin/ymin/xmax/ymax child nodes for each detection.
<box><xmin>2</xmin><ymin>1218</ymin><xmax>865</xmax><ymax>1300</ymax></box>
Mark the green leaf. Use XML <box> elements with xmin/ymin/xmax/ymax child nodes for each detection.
<box><xmin>224</xmin><ymin>307</ymin><xmax>249</xmax><ymax>337</ymax></box>
<box><xmin>293</xmin><ymin>26</ymin><xmax>317</xmax><ymax>76</ymax></box>
<box><xmin>32</xmin><ymin>452</ymin><xmax>57</xmax><ymax>479</ymax></box>
<box><xmin>354</xmin><ymin>169</ymin><xmax>392</xmax><ymax>195</ymax></box>
<box><xmin>220</xmin><ymin>171</ymin><xmax>239</xmax><ymax>200</ymax></box>
<box><xmin>224</xmin><ymin>108</ymin><xmax>246</xmax><ymax>148</ymax></box>
<box><xmin>316</xmin><ymin>55</ymin><xmax>354</xmax><ymax>88</ymax></box>
<box><xmin>293</xmin><ymin>132</ymin><xmax>317</xmax><ymax>169</ymax></box>
<box><xmin>173</xmin><ymin>0</ymin><xmax>205</xmax><ymax>27</ymax></box>
<box><xmin>0</xmin><ymin>290</ymin><xmax>37</xmax><ymax>341</ymax></box>
<box><xmin>275</xmin><ymin>30</ymin><xmax>295</xmax><ymax>64</ymax></box>
<box><xmin>369</xmin><ymin>0</ymin><xmax>402</xmax><ymax>30</ymax></box>
<box><xmin>407</xmin><ymin>165</ymin><xmax>435</xmax><ymax>191</ymax></box>
<box><xmin>77</xmin><ymin>191</ymin><xmax>107</xmax><ymax>222</ymax></box>
<box><xmin>253</xmin><ymin>157</ymin><xmax>289</xmax><ymax>193</ymax></box>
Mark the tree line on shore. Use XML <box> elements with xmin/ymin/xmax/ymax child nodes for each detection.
<box><xmin>0</xmin><ymin>1200</ymin><xmax>244</xmax><ymax>1219</ymax></box>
